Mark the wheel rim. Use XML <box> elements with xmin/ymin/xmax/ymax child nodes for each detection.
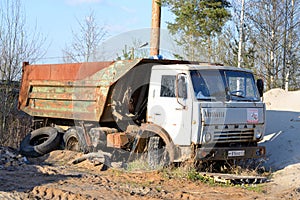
<box><xmin>66</xmin><ymin>137</ymin><xmax>80</xmax><ymax>151</ymax></box>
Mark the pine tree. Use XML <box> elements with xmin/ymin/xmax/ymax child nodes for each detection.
<box><xmin>163</xmin><ymin>0</ymin><xmax>231</xmax><ymax>61</ymax></box>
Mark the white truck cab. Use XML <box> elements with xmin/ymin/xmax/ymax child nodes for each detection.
<box><xmin>147</xmin><ymin>64</ymin><xmax>265</xmax><ymax>161</ymax></box>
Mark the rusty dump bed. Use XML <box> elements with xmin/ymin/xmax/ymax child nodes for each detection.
<box><xmin>19</xmin><ymin>59</ymin><xmax>194</xmax><ymax>122</ymax></box>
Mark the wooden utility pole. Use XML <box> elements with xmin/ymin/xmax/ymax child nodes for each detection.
<box><xmin>237</xmin><ymin>0</ymin><xmax>245</xmax><ymax>68</ymax></box>
<box><xmin>150</xmin><ymin>0</ymin><xmax>161</xmax><ymax>56</ymax></box>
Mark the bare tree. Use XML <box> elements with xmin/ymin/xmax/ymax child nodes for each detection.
<box><xmin>0</xmin><ymin>0</ymin><xmax>47</xmax><ymax>80</ymax></box>
<box><xmin>237</xmin><ymin>0</ymin><xmax>245</xmax><ymax>68</ymax></box>
<box><xmin>245</xmin><ymin>0</ymin><xmax>300</xmax><ymax>90</ymax></box>
<box><xmin>62</xmin><ymin>11</ymin><xmax>108</xmax><ymax>63</ymax></box>
<box><xmin>206</xmin><ymin>0</ymin><xmax>300</xmax><ymax>91</ymax></box>
<box><xmin>215</xmin><ymin>1</ymin><xmax>256</xmax><ymax>71</ymax></box>
<box><xmin>283</xmin><ymin>0</ymin><xmax>300</xmax><ymax>90</ymax></box>
<box><xmin>0</xmin><ymin>0</ymin><xmax>47</xmax><ymax>147</ymax></box>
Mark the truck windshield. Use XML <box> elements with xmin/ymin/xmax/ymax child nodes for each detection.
<box><xmin>190</xmin><ymin>69</ymin><xmax>260</xmax><ymax>102</ymax></box>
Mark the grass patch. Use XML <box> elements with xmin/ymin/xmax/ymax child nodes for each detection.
<box><xmin>161</xmin><ymin>161</ymin><xmax>269</xmax><ymax>192</ymax></box>
<box><xmin>236</xmin><ymin>184</ymin><xmax>266</xmax><ymax>193</ymax></box>
<box><xmin>124</xmin><ymin>158</ymin><xmax>269</xmax><ymax>193</ymax></box>
<box><xmin>126</xmin><ymin>158</ymin><xmax>152</xmax><ymax>172</ymax></box>
<box><xmin>186</xmin><ymin>168</ymin><xmax>215</xmax><ymax>185</ymax></box>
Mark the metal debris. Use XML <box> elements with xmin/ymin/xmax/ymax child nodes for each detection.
<box><xmin>72</xmin><ymin>150</ymin><xmax>112</xmax><ymax>168</ymax></box>
<box><xmin>0</xmin><ymin>146</ymin><xmax>27</xmax><ymax>169</ymax></box>
<box><xmin>200</xmin><ymin>172</ymin><xmax>268</xmax><ymax>185</ymax></box>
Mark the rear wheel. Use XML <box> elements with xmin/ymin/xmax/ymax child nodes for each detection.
<box><xmin>63</xmin><ymin>127</ymin><xmax>88</xmax><ymax>153</ymax></box>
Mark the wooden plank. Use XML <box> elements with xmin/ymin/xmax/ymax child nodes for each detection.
<box><xmin>199</xmin><ymin>172</ymin><xmax>268</xmax><ymax>184</ymax></box>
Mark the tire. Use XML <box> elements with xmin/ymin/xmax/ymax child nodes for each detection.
<box><xmin>19</xmin><ymin>127</ymin><xmax>61</xmax><ymax>157</ymax></box>
<box><xmin>147</xmin><ymin>136</ymin><xmax>170</xmax><ymax>170</ymax></box>
<box><xmin>63</xmin><ymin>127</ymin><xmax>88</xmax><ymax>153</ymax></box>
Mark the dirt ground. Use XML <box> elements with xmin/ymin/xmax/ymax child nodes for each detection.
<box><xmin>1</xmin><ymin>149</ymin><xmax>300</xmax><ymax>200</ymax></box>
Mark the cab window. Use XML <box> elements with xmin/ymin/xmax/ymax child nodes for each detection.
<box><xmin>160</xmin><ymin>75</ymin><xmax>175</xmax><ymax>97</ymax></box>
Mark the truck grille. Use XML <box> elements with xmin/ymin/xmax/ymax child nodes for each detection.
<box><xmin>213</xmin><ymin>129</ymin><xmax>254</xmax><ymax>143</ymax></box>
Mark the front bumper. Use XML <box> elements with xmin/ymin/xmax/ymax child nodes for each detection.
<box><xmin>195</xmin><ymin>146</ymin><xmax>266</xmax><ymax>160</ymax></box>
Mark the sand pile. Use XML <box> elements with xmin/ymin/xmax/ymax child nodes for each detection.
<box><xmin>264</xmin><ymin>88</ymin><xmax>300</xmax><ymax>112</ymax></box>
<box><xmin>262</xmin><ymin>88</ymin><xmax>300</xmax><ymax>170</ymax></box>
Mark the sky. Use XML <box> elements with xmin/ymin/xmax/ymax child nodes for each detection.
<box><xmin>24</xmin><ymin>0</ymin><xmax>177</xmax><ymax>63</ymax></box>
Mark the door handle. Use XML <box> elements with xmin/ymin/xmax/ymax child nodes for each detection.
<box><xmin>176</xmin><ymin>106</ymin><xmax>187</xmax><ymax>110</ymax></box>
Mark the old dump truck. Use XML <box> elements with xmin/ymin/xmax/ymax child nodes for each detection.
<box><xmin>18</xmin><ymin>59</ymin><xmax>265</xmax><ymax>167</ymax></box>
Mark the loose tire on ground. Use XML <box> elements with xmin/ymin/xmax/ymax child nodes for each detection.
<box><xmin>63</xmin><ymin>127</ymin><xmax>88</xmax><ymax>153</ymax></box>
<box><xmin>19</xmin><ymin>127</ymin><xmax>61</xmax><ymax>157</ymax></box>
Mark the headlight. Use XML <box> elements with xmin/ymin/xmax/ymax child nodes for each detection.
<box><xmin>255</xmin><ymin>131</ymin><xmax>263</xmax><ymax>139</ymax></box>
<box><xmin>204</xmin><ymin>132</ymin><xmax>212</xmax><ymax>143</ymax></box>
<box><xmin>254</xmin><ymin>125</ymin><xmax>264</xmax><ymax>140</ymax></box>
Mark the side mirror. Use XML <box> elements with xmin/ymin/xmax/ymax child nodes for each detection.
<box><xmin>176</xmin><ymin>74</ymin><xmax>187</xmax><ymax>109</ymax></box>
<box><xmin>257</xmin><ymin>79</ymin><xmax>264</xmax><ymax>97</ymax></box>
<box><xmin>177</xmin><ymin>74</ymin><xmax>187</xmax><ymax>99</ymax></box>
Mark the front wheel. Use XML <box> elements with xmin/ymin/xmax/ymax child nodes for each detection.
<box><xmin>147</xmin><ymin>136</ymin><xmax>170</xmax><ymax>169</ymax></box>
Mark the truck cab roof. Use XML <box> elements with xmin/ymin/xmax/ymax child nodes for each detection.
<box><xmin>152</xmin><ymin>63</ymin><xmax>253</xmax><ymax>73</ymax></box>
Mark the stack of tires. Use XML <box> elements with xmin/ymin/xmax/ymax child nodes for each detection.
<box><xmin>19</xmin><ymin>127</ymin><xmax>88</xmax><ymax>157</ymax></box>
<box><xmin>19</xmin><ymin>127</ymin><xmax>62</xmax><ymax>157</ymax></box>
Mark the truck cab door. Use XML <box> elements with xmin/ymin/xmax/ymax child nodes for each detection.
<box><xmin>147</xmin><ymin>70</ymin><xmax>192</xmax><ymax>146</ymax></box>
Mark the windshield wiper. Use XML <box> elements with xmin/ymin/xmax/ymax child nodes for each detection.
<box><xmin>230</xmin><ymin>90</ymin><xmax>245</xmax><ymax>98</ymax></box>
<box><xmin>197</xmin><ymin>97</ymin><xmax>216</xmax><ymax>101</ymax></box>
<box><xmin>231</xmin><ymin>94</ymin><xmax>245</xmax><ymax>98</ymax></box>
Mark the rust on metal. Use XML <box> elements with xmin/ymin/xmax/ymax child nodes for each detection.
<box><xmin>18</xmin><ymin>61</ymin><xmax>114</xmax><ymax>120</ymax></box>
<box><xmin>18</xmin><ymin>60</ymin><xmax>131</xmax><ymax>121</ymax></box>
